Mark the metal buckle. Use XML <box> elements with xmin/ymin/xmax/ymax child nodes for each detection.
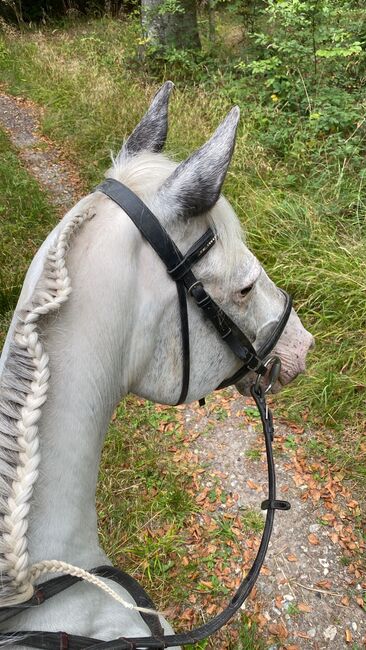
<box><xmin>254</xmin><ymin>356</ymin><xmax>281</xmax><ymax>394</ymax></box>
<box><xmin>188</xmin><ymin>280</ymin><xmax>202</xmax><ymax>295</ymax></box>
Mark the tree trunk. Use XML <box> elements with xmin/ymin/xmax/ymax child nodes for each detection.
<box><xmin>141</xmin><ymin>0</ymin><xmax>201</xmax><ymax>50</ymax></box>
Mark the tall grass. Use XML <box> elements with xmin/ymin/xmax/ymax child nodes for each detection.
<box><xmin>0</xmin><ymin>17</ymin><xmax>365</xmax><ymax>472</ymax></box>
<box><xmin>0</xmin><ymin>128</ymin><xmax>58</xmax><ymax>340</ymax></box>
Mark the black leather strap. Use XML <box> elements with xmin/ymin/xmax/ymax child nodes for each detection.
<box><xmin>95</xmin><ymin>179</ymin><xmax>272</xmax><ymax>398</ymax></box>
<box><xmin>168</xmin><ymin>228</ymin><xmax>217</xmax><ymax>281</ymax></box>
<box><xmin>97</xmin><ymin>180</ymin><xmax>184</xmax><ymax>278</ymax></box>
<box><xmin>217</xmin><ymin>290</ymin><xmax>293</xmax><ymax>389</ymax></box>
<box><xmin>0</xmin><ymin>574</ymin><xmax>82</xmax><ymax>623</ymax></box>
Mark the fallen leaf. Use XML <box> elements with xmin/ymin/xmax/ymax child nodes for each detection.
<box><xmin>316</xmin><ymin>580</ymin><xmax>332</xmax><ymax>589</ymax></box>
<box><xmin>247</xmin><ymin>479</ymin><xmax>261</xmax><ymax>491</ymax></box>
<box><xmin>345</xmin><ymin>629</ymin><xmax>353</xmax><ymax>643</ymax></box>
<box><xmin>260</xmin><ymin>565</ymin><xmax>271</xmax><ymax>575</ymax></box>
<box><xmin>268</xmin><ymin>622</ymin><xmax>288</xmax><ymax>639</ymax></box>
<box><xmin>275</xmin><ymin>594</ymin><xmax>283</xmax><ymax>608</ymax></box>
<box><xmin>287</xmin><ymin>554</ymin><xmax>298</xmax><ymax>562</ymax></box>
<box><xmin>308</xmin><ymin>533</ymin><xmax>320</xmax><ymax>545</ymax></box>
<box><xmin>298</xmin><ymin>602</ymin><xmax>312</xmax><ymax>613</ymax></box>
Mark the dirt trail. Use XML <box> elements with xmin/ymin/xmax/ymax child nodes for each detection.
<box><xmin>0</xmin><ymin>92</ymin><xmax>365</xmax><ymax>649</ymax></box>
<box><xmin>0</xmin><ymin>92</ymin><xmax>83</xmax><ymax>211</ymax></box>
<box><xmin>180</xmin><ymin>392</ymin><xmax>365</xmax><ymax>648</ymax></box>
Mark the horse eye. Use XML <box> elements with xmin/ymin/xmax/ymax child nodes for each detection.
<box><xmin>240</xmin><ymin>285</ymin><xmax>253</xmax><ymax>297</ymax></box>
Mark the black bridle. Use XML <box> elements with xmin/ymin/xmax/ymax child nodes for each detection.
<box><xmin>0</xmin><ymin>179</ymin><xmax>292</xmax><ymax>649</ymax></box>
<box><xmin>97</xmin><ymin>180</ymin><xmax>293</xmax><ymax>405</ymax></box>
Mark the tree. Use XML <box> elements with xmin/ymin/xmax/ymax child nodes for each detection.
<box><xmin>141</xmin><ymin>0</ymin><xmax>201</xmax><ymax>49</ymax></box>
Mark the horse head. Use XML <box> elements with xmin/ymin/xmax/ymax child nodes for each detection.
<box><xmin>101</xmin><ymin>81</ymin><xmax>314</xmax><ymax>404</ymax></box>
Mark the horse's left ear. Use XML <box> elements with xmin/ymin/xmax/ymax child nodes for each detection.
<box><xmin>118</xmin><ymin>81</ymin><xmax>174</xmax><ymax>160</ymax></box>
<box><xmin>154</xmin><ymin>106</ymin><xmax>240</xmax><ymax>219</ymax></box>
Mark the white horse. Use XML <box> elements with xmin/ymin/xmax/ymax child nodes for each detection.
<box><xmin>0</xmin><ymin>82</ymin><xmax>313</xmax><ymax>645</ymax></box>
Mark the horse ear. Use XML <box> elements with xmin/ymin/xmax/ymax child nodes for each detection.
<box><xmin>155</xmin><ymin>106</ymin><xmax>240</xmax><ymax>219</ymax></box>
<box><xmin>119</xmin><ymin>81</ymin><xmax>174</xmax><ymax>159</ymax></box>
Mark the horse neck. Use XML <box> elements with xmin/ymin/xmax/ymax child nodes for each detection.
<box><xmin>28</xmin><ymin>343</ymin><xmax>118</xmax><ymax>566</ymax></box>
<box><xmin>27</xmin><ymin>208</ymin><xmax>135</xmax><ymax>568</ymax></box>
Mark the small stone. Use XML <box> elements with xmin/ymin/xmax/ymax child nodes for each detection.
<box><xmin>309</xmin><ymin>524</ymin><xmax>320</xmax><ymax>533</ymax></box>
<box><xmin>283</xmin><ymin>593</ymin><xmax>294</xmax><ymax>602</ymax></box>
<box><xmin>352</xmin><ymin>622</ymin><xmax>357</xmax><ymax>632</ymax></box>
<box><xmin>324</xmin><ymin>625</ymin><xmax>337</xmax><ymax>641</ymax></box>
<box><xmin>308</xmin><ymin>628</ymin><xmax>316</xmax><ymax>638</ymax></box>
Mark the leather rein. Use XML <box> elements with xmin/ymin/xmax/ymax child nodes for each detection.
<box><xmin>0</xmin><ymin>179</ymin><xmax>292</xmax><ymax>648</ymax></box>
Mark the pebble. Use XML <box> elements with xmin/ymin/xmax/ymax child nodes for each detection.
<box><xmin>324</xmin><ymin>625</ymin><xmax>337</xmax><ymax>640</ymax></box>
<box><xmin>283</xmin><ymin>593</ymin><xmax>294</xmax><ymax>602</ymax></box>
<box><xmin>308</xmin><ymin>628</ymin><xmax>316</xmax><ymax>638</ymax></box>
<box><xmin>309</xmin><ymin>523</ymin><xmax>320</xmax><ymax>533</ymax></box>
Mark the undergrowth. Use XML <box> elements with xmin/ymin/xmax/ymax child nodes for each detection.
<box><xmin>0</xmin><ymin>15</ymin><xmax>365</xmax><ymax>644</ymax></box>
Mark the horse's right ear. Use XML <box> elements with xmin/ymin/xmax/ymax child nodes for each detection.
<box><xmin>153</xmin><ymin>106</ymin><xmax>240</xmax><ymax>220</ymax></box>
<box><xmin>117</xmin><ymin>81</ymin><xmax>174</xmax><ymax>161</ymax></box>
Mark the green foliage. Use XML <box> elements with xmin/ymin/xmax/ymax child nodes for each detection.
<box><xmin>0</xmin><ymin>0</ymin><xmax>138</xmax><ymax>24</ymax></box>
<box><xmin>0</xmin><ymin>129</ymin><xmax>57</xmax><ymax>334</ymax></box>
<box><xmin>156</xmin><ymin>0</ymin><xmax>185</xmax><ymax>15</ymax></box>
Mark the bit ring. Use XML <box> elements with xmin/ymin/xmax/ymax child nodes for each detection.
<box><xmin>254</xmin><ymin>356</ymin><xmax>282</xmax><ymax>394</ymax></box>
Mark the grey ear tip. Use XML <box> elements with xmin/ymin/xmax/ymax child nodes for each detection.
<box><xmin>229</xmin><ymin>105</ymin><xmax>240</xmax><ymax>123</ymax></box>
<box><xmin>154</xmin><ymin>81</ymin><xmax>175</xmax><ymax>101</ymax></box>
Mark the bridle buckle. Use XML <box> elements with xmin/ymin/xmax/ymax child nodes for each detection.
<box><xmin>254</xmin><ymin>356</ymin><xmax>282</xmax><ymax>395</ymax></box>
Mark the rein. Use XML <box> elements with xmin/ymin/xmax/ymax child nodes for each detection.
<box><xmin>0</xmin><ymin>180</ymin><xmax>292</xmax><ymax>648</ymax></box>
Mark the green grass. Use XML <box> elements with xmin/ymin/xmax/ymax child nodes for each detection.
<box><xmin>0</xmin><ymin>128</ymin><xmax>58</xmax><ymax>340</ymax></box>
<box><xmin>97</xmin><ymin>398</ymin><xmax>194</xmax><ymax>605</ymax></box>
<box><xmin>240</xmin><ymin>509</ymin><xmax>265</xmax><ymax>534</ymax></box>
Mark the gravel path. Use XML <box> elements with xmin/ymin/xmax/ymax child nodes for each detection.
<box><xmin>0</xmin><ymin>92</ymin><xmax>83</xmax><ymax>211</ymax></box>
<box><xmin>0</xmin><ymin>91</ymin><xmax>365</xmax><ymax>649</ymax></box>
<box><xmin>181</xmin><ymin>392</ymin><xmax>365</xmax><ymax>648</ymax></box>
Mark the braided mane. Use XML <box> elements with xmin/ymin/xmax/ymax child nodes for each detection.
<box><xmin>0</xmin><ymin>211</ymin><xmax>93</xmax><ymax>606</ymax></box>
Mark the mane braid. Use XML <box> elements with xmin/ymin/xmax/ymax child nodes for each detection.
<box><xmin>0</xmin><ymin>210</ymin><xmax>94</xmax><ymax>606</ymax></box>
